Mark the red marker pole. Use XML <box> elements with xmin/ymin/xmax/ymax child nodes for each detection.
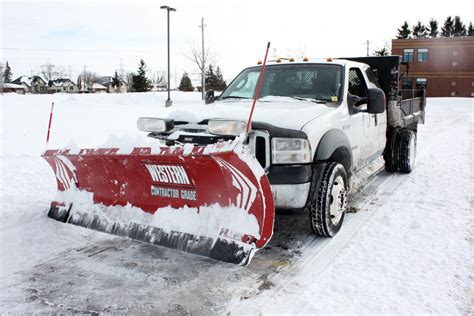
<box><xmin>246</xmin><ymin>42</ymin><xmax>271</xmax><ymax>133</ymax></box>
<box><xmin>46</xmin><ymin>102</ymin><xmax>55</xmax><ymax>148</ymax></box>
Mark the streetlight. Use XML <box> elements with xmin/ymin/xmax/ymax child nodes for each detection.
<box><xmin>199</xmin><ymin>17</ymin><xmax>206</xmax><ymax>101</ymax></box>
<box><xmin>160</xmin><ymin>5</ymin><xmax>176</xmax><ymax>107</ymax></box>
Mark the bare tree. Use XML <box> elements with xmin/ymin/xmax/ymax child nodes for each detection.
<box><xmin>125</xmin><ymin>72</ymin><xmax>135</xmax><ymax>92</ymax></box>
<box><xmin>155</xmin><ymin>70</ymin><xmax>167</xmax><ymax>87</ymax></box>
<box><xmin>85</xmin><ymin>71</ymin><xmax>98</xmax><ymax>87</ymax></box>
<box><xmin>41</xmin><ymin>62</ymin><xmax>67</xmax><ymax>81</ymax></box>
<box><xmin>76</xmin><ymin>71</ymin><xmax>98</xmax><ymax>91</ymax></box>
<box><xmin>184</xmin><ymin>44</ymin><xmax>214</xmax><ymax>95</ymax></box>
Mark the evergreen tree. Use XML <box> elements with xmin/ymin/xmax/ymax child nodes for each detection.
<box><xmin>453</xmin><ymin>16</ymin><xmax>467</xmax><ymax>36</ymax></box>
<box><xmin>112</xmin><ymin>71</ymin><xmax>121</xmax><ymax>92</ymax></box>
<box><xmin>412</xmin><ymin>21</ymin><xmax>428</xmax><ymax>38</ymax></box>
<box><xmin>205</xmin><ymin>64</ymin><xmax>218</xmax><ymax>90</ymax></box>
<box><xmin>468</xmin><ymin>22</ymin><xmax>474</xmax><ymax>36</ymax></box>
<box><xmin>131</xmin><ymin>59</ymin><xmax>152</xmax><ymax>92</ymax></box>
<box><xmin>215</xmin><ymin>66</ymin><xmax>227</xmax><ymax>91</ymax></box>
<box><xmin>76</xmin><ymin>76</ymin><xmax>81</xmax><ymax>89</ymax></box>
<box><xmin>441</xmin><ymin>16</ymin><xmax>454</xmax><ymax>37</ymax></box>
<box><xmin>3</xmin><ymin>61</ymin><xmax>12</xmax><ymax>83</ymax></box>
<box><xmin>428</xmin><ymin>19</ymin><xmax>439</xmax><ymax>37</ymax></box>
<box><xmin>374</xmin><ymin>47</ymin><xmax>389</xmax><ymax>56</ymax></box>
<box><xmin>178</xmin><ymin>72</ymin><xmax>194</xmax><ymax>91</ymax></box>
<box><xmin>396</xmin><ymin>21</ymin><xmax>411</xmax><ymax>39</ymax></box>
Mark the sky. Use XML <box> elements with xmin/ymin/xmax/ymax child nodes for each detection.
<box><xmin>1</xmin><ymin>0</ymin><xmax>473</xmax><ymax>87</ymax></box>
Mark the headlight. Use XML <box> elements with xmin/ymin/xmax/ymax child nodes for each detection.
<box><xmin>208</xmin><ymin>120</ymin><xmax>247</xmax><ymax>136</ymax></box>
<box><xmin>137</xmin><ymin>117</ymin><xmax>174</xmax><ymax>133</ymax></box>
<box><xmin>272</xmin><ymin>138</ymin><xmax>311</xmax><ymax>164</ymax></box>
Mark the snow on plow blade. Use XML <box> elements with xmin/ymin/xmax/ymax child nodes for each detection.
<box><xmin>42</xmin><ymin>145</ymin><xmax>274</xmax><ymax>265</ymax></box>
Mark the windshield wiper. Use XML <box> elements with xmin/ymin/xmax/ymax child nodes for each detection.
<box><xmin>289</xmin><ymin>96</ymin><xmax>327</xmax><ymax>104</ymax></box>
<box><xmin>221</xmin><ymin>96</ymin><xmax>251</xmax><ymax>100</ymax></box>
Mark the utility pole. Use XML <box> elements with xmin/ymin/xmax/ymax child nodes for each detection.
<box><xmin>199</xmin><ymin>17</ymin><xmax>206</xmax><ymax>100</ymax></box>
<box><xmin>161</xmin><ymin>5</ymin><xmax>176</xmax><ymax>107</ymax></box>
<box><xmin>364</xmin><ymin>40</ymin><xmax>371</xmax><ymax>56</ymax></box>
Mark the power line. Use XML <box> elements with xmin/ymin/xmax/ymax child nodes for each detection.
<box><xmin>0</xmin><ymin>47</ymin><xmax>160</xmax><ymax>54</ymax></box>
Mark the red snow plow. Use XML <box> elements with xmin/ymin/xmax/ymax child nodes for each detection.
<box><xmin>43</xmin><ymin>42</ymin><xmax>273</xmax><ymax>265</ymax></box>
<box><xmin>43</xmin><ymin>145</ymin><xmax>274</xmax><ymax>265</ymax></box>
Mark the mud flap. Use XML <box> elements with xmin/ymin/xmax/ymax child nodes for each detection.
<box><xmin>43</xmin><ymin>145</ymin><xmax>274</xmax><ymax>265</ymax></box>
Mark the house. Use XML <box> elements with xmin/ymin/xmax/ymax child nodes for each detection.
<box><xmin>392</xmin><ymin>37</ymin><xmax>474</xmax><ymax>97</ymax></box>
<box><xmin>96</xmin><ymin>76</ymin><xmax>128</xmax><ymax>93</ymax></box>
<box><xmin>2</xmin><ymin>83</ymin><xmax>28</xmax><ymax>94</ymax></box>
<box><xmin>48</xmin><ymin>79</ymin><xmax>78</xmax><ymax>94</ymax></box>
<box><xmin>156</xmin><ymin>84</ymin><xmax>168</xmax><ymax>91</ymax></box>
<box><xmin>12</xmin><ymin>75</ymin><xmax>48</xmax><ymax>94</ymax></box>
<box><xmin>91</xmin><ymin>83</ymin><xmax>107</xmax><ymax>93</ymax></box>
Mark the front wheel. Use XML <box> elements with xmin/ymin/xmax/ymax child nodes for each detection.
<box><xmin>309</xmin><ymin>162</ymin><xmax>348</xmax><ymax>237</ymax></box>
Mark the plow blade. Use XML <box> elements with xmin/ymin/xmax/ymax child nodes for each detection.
<box><xmin>43</xmin><ymin>145</ymin><xmax>274</xmax><ymax>265</ymax></box>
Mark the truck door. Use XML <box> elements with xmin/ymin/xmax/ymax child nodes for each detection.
<box><xmin>363</xmin><ymin>67</ymin><xmax>387</xmax><ymax>156</ymax></box>
<box><xmin>347</xmin><ymin>67</ymin><xmax>378</xmax><ymax>169</ymax></box>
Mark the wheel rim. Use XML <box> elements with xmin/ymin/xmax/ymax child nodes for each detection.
<box><xmin>409</xmin><ymin>135</ymin><xmax>416</xmax><ymax>170</ymax></box>
<box><xmin>329</xmin><ymin>175</ymin><xmax>347</xmax><ymax>226</ymax></box>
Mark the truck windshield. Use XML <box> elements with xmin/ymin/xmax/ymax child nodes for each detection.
<box><xmin>220</xmin><ymin>64</ymin><xmax>343</xmax><ymax>103</ymax></box>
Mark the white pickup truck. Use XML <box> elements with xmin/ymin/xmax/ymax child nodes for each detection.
<box><xmin>145</xmin><ymin>56</ymin><xmax>426</xmax><ymax>237</ymax></box>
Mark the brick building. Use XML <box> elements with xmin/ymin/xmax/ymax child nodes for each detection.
<box><xmin>392</xmin><ymin>37</ymin><xmax>474</xmax><ymax>97</ymax></box>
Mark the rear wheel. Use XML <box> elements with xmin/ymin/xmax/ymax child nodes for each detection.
<box><xmin>383</xmin><ymin>128</ymin><xmax>400</xmax><ymax>172</ymax></box>
<box><xmin>309</xmin><ymin>162</ymin><xmax>348</xmax><ymax>237</ymax></box>
<box><xmin>398</xmin><ymin>129</ymin><xmax>417</xmax><ymax>173</ymax></box>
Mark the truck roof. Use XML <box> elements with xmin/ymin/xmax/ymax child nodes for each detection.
<box><xmin>261</xmin><ymin>58</ymin><xmax>366</xmax><ymax>68</ymax></box>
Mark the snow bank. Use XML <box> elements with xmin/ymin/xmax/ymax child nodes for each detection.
<box><xmin>0</xmin><ymin>91</ymin><xmax>201</xmax><ymax>156</ymax></box>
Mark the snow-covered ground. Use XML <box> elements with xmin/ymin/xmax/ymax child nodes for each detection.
<box><xmin>0</xmin><ymin>92</ymin><xmax>472</xmax><ymax>314</ymax></box>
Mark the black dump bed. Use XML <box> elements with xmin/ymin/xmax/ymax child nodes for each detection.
<box><xmin>342</xmin><ymin>56</ymin><xmax>400</xmax><ymax>101</ymax></box>
<box><xmin>342</xmin><ymin>56</ymin><xmax>426</xmax><ymax>129</ymax></box>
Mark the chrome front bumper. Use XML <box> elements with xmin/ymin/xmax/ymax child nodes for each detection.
<box><xmin>271</xmin><ymin>182</ymin><xmax>311</xmax><ymax>209</ymax></box>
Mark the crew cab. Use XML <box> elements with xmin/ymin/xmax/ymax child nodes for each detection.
<box><xmin>139</xmin><ymin>56</ymin><xmax>426</xmax><ymax>237</ymax></box>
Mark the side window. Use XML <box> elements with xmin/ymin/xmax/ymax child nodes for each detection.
<box><xmin>348</xmin><ymin>68</ymin><xmax>367</xmax><ymax>98</ymax></box>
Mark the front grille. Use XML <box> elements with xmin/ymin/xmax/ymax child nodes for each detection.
<box><xmin>248</xmin><ymin>130</ymin><xmax>270</xmax><ymax>171</ymax></box>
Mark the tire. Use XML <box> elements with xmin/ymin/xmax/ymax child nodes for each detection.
<box><xmin>309</xmin><ymin>162</ymin><xmax>348</xmax><ymax>237</ymax></box>
<box><xmin>398</xmin><ymin>129</ymin><xmax>417</xmax><ymax>173</ymax></box>
<box><xmin>383</xmin><ymin>128</ymin><xmax>400</xmax><ymax>172</ymax></box>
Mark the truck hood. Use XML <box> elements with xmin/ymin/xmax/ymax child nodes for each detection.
<box><xmin>164</xmin><ymin>97</ymin><xmax>336</xmax><ymax>131</ymax></box>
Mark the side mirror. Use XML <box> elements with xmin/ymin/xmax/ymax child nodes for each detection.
<box><xmin>367</xmin><ymin>88</ymin><xmax>385</xmax><ymax>114</ymax></box>
<box><xmin>348</xmin><ymin>94</ymin><xmax>363</xmax><ymax>108</ymax></box>
<box><xmin>205</xmin><ymin>89</ymin><xmax>215</xmax><ymax>104</ymax></box>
